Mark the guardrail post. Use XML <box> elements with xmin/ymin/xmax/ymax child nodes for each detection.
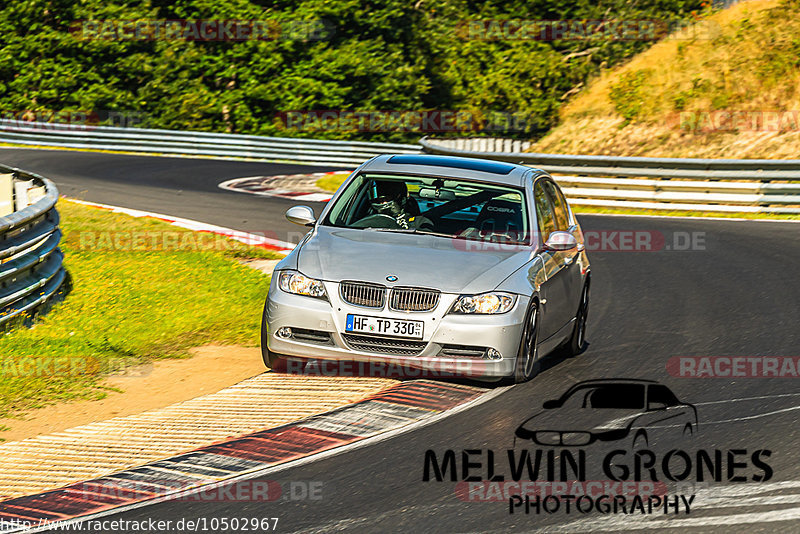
<box><xmin>0</xmin><ymin>165</ymin><xmax>66</xmax><ymax>328</ymax></box>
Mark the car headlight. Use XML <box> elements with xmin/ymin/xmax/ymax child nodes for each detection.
<box><xmin>451</xmin><ymin>292</ymin><xmax>516</xmax><ymax>314</ymax></box>
<box><xmin>278</xmin><ymin>270</ymin><xmax>327</xmax><ymax>299</ymax></box>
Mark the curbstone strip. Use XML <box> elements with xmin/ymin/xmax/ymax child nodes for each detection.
<box><xmin>0</xmin><ymin>380</ymin><xmax>486</xmax><ymax>530</ymax></box>
<box><xmin>218</xmin><ymin>171</ymin><xmax>349</xmax><ymax>201</ymax></box>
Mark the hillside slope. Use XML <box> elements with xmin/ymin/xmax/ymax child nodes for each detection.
<box><xmin>531</xmin><ymin>0</ymin><xmax>800</xmax><ymax>159</ymax></box>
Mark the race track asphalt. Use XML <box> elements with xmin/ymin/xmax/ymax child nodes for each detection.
<box><xmin>0</xmin><ymin>147</ymin><xmax>329</xmax><ymax>243</ymax></box>
<box><xmin>2</xmin><ymin>147</ymin><xmax>799</xmax><ymax>533</ymax></box>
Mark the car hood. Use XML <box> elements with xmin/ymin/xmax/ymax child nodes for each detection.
<box><xmin>297</xmin><ymin>226</ymin><xmax>532</xmax><ymax>294</ymax></box>
<box><xmin>518</xmin><ymin>408</ymin><xmax>644</xmax><ymax>434</ymax></box>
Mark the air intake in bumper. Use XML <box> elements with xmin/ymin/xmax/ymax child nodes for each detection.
<box><xmin>438</xmin><ymin>344</ymin><xmax>488</xmax><ymax>358</ymax></box>
<box><xmin>342</xmin><ymin>333</ymin><xmax>426</xmax><ymax>356</ymax></box>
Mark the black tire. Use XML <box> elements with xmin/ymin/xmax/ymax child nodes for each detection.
<box><xmin>564</xmin><ymin>277</ymin><xmax>590</xmax><ymax>356</ymax></box>
<box><xmin>682</xmin><ymin>422</ymin><xmax>694</xmax><ymax>438</ymax></box>
<box><xmin>512</xmin><ymin>302</ymin><xmax>541</xmax><ymax>383</ymax></box>
<box><xmin>632</xmin><ymin>430</ymin><xmax>648</xmax><ymax>450</ymax></box>
<box><xmin>260</xmin><ymin>301</ymin><xmax>286</xmax><ymax>371</ymax></box>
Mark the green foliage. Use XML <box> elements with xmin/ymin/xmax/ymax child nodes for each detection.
<box><xmin>672</xmin><ymin>77</ymin><xmax>712</xmax><ymax>111</ymax></box>
<box><xmin>0</xmin><ymin>0</ymin><xmax>704</xmax><ymax>141</ymax></box>
<box><xmin>609</xmin><ymin>69</ymin><xmax>651</xmax><ymax>123</ymax></box>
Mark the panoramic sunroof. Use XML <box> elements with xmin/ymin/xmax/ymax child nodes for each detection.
<box><xmin>387</xmin><ymin>155</ymin><xmax>516</xmax><ymax>175</ymax></box>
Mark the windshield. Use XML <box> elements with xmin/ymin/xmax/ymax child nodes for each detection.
<box><xmin>559</xmin><ymin>384</ymin><xmax>646</xmax><ymax>410</ymax></box>
<box><xmin>322</xmin><ymin>173</ymin><xmax>530</xmax><ymax>245</ymax></box>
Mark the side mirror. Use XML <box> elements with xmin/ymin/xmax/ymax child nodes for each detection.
<box><xmin>285</xmin><ymin>205</ymin><xmax>316</xmax><ymax>227</ymax></box>
<box><xmin>544</xmin><ymin>231</ymin><xmax>578</xmax><ymax>251</ymax></box>
<box><xmin>648</xmin><ymin>401</ymin><xmax>668</xmax><ymax>411</ymax></box>
<box><xmin>542</xmin><ymin>399</ymin><xmax>560</xmax><ymax>409</ymax></box>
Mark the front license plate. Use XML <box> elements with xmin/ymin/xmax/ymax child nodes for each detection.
<box><xmin>345</xmin><ymin>314</ymin><xmax>424</xmax><ymax>339</ymax></box>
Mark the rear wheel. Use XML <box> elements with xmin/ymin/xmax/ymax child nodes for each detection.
<box><xmin>682</xmin><ymin>422</ymin><xmax>694</xmax><ymax>438</ymax></box>
<box><xmin>513</xmin><ymin>302</ymin><xmax>541</xmax><ymax>383</ymax></box>
<box><xmin>564</xmin><ymin>278</ymin><xmax>590</xmax><ymax>356</ymax></box>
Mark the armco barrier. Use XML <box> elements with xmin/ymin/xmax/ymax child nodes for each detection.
<box><xmin>0</xmin><ymin>119</ymin><xmax>420</xmax><ymax>168</ymax></box>
<box><xmin>4</xmin><ymin>120</ymin><xmax>799</xmax><ymax>213</ymax></box>
<box><xmin>0</xmin><ymin>164</ymin><xmax>65</xmax><ymax>326</ymax></box>
<box><xmin>420</xmin><ymin>137</ymin><xmax>800</xmax><ymax>214</ymax></box>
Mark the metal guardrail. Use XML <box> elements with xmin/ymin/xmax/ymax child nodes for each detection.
<box><xmin>0</xmin><ymin>120</ymin><xmax>420</xmax><ymax>168</ymax></box>
<box><xmin>0</xmin><ymin>165</ymin><xmax>65</xmax><ymax>326</ymax></box>
<box><xmin>3</xmin><ymin>120</ymin><xmax>799</xmax><ymax>213</ymax></box>
<box><xmin>428</xmin><ymin>137</ymin><xmax>533</xmax><ymax>153</ymax></box>
<box><xmin>420</xmin><ymin>137</ymin><xmax>800</xmax><ymax>214</ymax></box>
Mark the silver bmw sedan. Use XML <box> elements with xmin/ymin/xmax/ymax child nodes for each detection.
<box><xmin>261</xmin><ymin>154</ymin><xmax>590</xmax><ymax>383</ymax></box>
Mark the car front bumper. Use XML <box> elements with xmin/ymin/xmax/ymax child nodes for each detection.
<box><xmin>264</xmin><ymin>277</ymin><xmax>529</xmax><ymax>379</ymax></box>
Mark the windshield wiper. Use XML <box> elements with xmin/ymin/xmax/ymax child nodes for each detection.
<box><xmin>415</xmin><ymin>230</ymin><xmax>457</xmax><ymax>239</ymax></box>
<box><xmin>375</xmin><ymin>228</ymin><xmax>457</xmax><ymax>239</ymax></box>
<box><xmin>368</xmin><ymin>228</ymin><xmax>419</xmax><ymax>233</ymax></box>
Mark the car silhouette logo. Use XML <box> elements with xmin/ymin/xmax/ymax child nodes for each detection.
<box><xmin>515</xmin><ymin>379</ymin><xmax>698</xmax><ymax>448</ymax></box>
<box><xmin>386</xmin><ymin>275</ymin><xmax>398</xmax><ymax>282</ymax></box>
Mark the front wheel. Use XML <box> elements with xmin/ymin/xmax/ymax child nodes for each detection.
<box><xmin>632</xmin><ymin>430</ymin><xmax>648</xmax><ymax>450</ymax></box>
<box><xmin>512</xmin><ymin>302</ymin><xmax>541</xmax><ymax>383</ymax></box>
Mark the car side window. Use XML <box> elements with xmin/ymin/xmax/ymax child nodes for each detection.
<box><xmin>648</xmin><ymin>385</ymin><xmax>680</xmax><ymax>407</ymax></box>
<box><xmin>533</xmin><ymin>180</ymin><xmax>556</xmax><ymax>240</ymax></box>
<box><xmin>544</xmin><ymin>180</ymin><xmax>570</xmax><ymax>231</ymax></box>
<box><xmin>586</xmin><ymin>384</ymin><xmax>646</xmax><ymax>409</ymax></box>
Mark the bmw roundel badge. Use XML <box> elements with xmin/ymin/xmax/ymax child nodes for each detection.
<box><xmin>386</xmin><ymin>275</ymin><xmax>398</xmax><ymax>282</ymax></box>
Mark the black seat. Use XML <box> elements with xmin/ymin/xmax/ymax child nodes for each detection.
<box><xmin>473</xmin><ymin>199</ymin><xmax>524</xmax><ymax>240</ymax></box>
<box><xmin>405</xmin><ymin>195</ymin><xmax>421</xmax><ymax>216</ymax></box>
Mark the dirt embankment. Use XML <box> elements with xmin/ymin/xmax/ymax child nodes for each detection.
<box><xmin>531</xmin><ymin>0</ymin><xmax>800</xmax><ymax>160</ymax></box>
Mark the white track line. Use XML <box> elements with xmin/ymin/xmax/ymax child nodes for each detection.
<box><xmin>538</xmin><ymin>507</ymin><xmax>800</xmax><ymax>533</ymax></box>
<box><xmin>693</xmin><ymin>392</ymin><xmax>800</xmax><ymax>405</ymax></box>
<box><xmin>700</xmin><ymin>405</ymin><xmax>800</xmax><ymax>425</ymax></box>
<box><xmin>529</xmin><ymin>481</ymin><xmax>800</xmax><ymax>533</ymax></box>
<box><xmin>66</xmin><ymin>198</ymin><xmax>296</xmax><ymax>253</ymax></box>
<box><xmin>690</xmin><ymin>392</ymin><xmax>800</xmax><ymax>426</ymax></box>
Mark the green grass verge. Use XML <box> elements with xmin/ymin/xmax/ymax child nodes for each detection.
<box><xmin>0</xmin><ymin>199</ymin><xmax>282</xmax><ymax>419</ymax></box>
<box><xmin>315</xmin><ymin>172</ymin><xmax>351</xmax><ymax>193</ymax></box>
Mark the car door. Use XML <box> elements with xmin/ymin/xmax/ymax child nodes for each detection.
<box><xmin>533</xmin><ymin>179</ymin><xmax>571</xmax><ymax>341</ymax></box>
<box><xmin>626</xmin><ymin>384</ymin><xmax>696</xmax><ymax>445</ymax></box>
<box><xmin>544</xmin><ymin>180</ymin><xmax>583</xmax><ymax>319</ymax></box>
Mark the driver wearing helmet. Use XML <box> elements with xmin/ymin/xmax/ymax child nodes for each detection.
<box><xmin>369</xmin><ymin>180</ymin><xmax>433</xmax><ymax>230</ymax></box>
